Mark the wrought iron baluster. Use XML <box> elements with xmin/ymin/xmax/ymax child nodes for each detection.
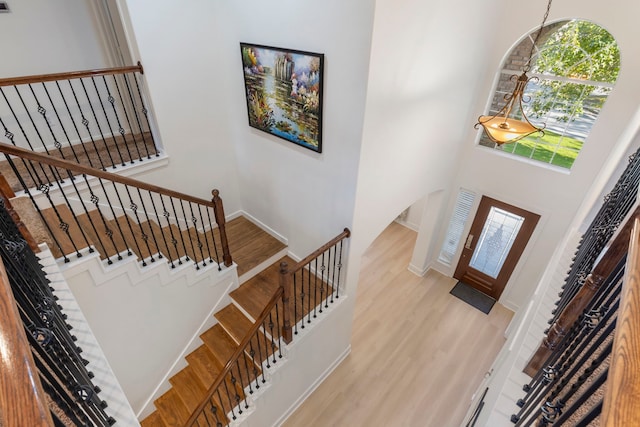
<box><xmin>55</xmin><ymin>81</ymin><xmax>99</xmax><ymax>169</ymax></box>
<box><xmin>106</xmin><ymin>75</ymin><xmax>134</xmax><ymax>165</ymax></box>
<box><xmin>86</xmin><ymin>184</ymin><xmax>120</xmax><ymax>263</ymax></box>
<box><xmin>268</xmin><ymin>311</ymin><xmax>277</xmax><ymax>364</ymax></box>
<box><xmin>146</xmin><ymin>191</ymin><xmax>167</xmax><ymax>261</ymax></box>
<box><xmin>293</xmin><ymin>272</ymin><xmax>298</xmax><ymax>334</ymax></box>
<box><xmin>241</xmin><ymin>344</ymin><xmax>254</xmax><ymax>395</ymax></box>
<box><xmin>67</xmin><ymin>80</ymin><xmax>106</xmax><ymax>170</ymax></box>
<box><xmin>41</xmin><ymin>82</ymin><xmax>82</xmax><ymax>163</ymax></box>
<box><xmin>330</xmin><ymin>245</ymin><xmax>337</xmax><ymax>303</ymax></box>
<box><xmin>274</xmin><ymin>303</ymin><xmax>283</xmax><ymax>358</ymax></box>
<box><xmin>159</xmin><ymin>196</ymin><xmax>180</xmax><ymax>267</ymax></box>
<box><xmin>221</xmin><ymin>376</ymin><xmax>237</xmax><ymax>420</ymax></box>
<box><xmin>197</xmin><ymin>205</ymin><xmax>213</xmax><ymax>266</ymax></box>
<box><xmin>169</xmin><ymin>197</ymin><xmax>189</xmax><ymax>263</ymax></box>
<box><xmin>132</xmin><ymin>69</ymin><xmax>158</xmax><ymax>157</ymax></box>
<box><xmin>313</xmin><ymin>259</ymin><xmax>319</xmax><ymax>318</ymax></box>
<box><xmin>94</xmin><ymin>76</ymin><xmax>127</xmax><ymax>167</ymax></box>
<box><xmin>27</xmin><ymin>84</ymin><xmax>67</xmax><ymax>165</ymax></box>
<box><xmin>187</xmin><ymin>201</ymin><xmax>205</xmax><ymax>268</ymax></box>
<box><xmin>0</xmin><ymin>88</ymin><xmax>50</xmax><ymax>186</ymax></box>
<box><xmin>307</xmin><ymin>266</ymin><xmax>312</xmax><ymax>325</ymax></box>
<box><xmin>124</xmin><ymin>185</ymin><xmax>152</xmax><ymax>266</ymax></box>
<box><xmin>136</xmin><ymin>187</ymin><xmax>160</xmax><ymax>262</ymax></box>
<box><xmin>79</xmin><ymin>78</ymin><xmax>116</xmax><ymax>169</ymax></box>
<box><xmin>112</xmin><ymin>74</ymin><xmax>142</xmax><ymax>161</ymax></box>
<box><xmin>93</xmin><ymin>178</ymin><xmax>130</xmax><ymax>259</ymax></box>
<box><xmin>261</xmin><ymin>319</ymin><xmax>271</xmax><ymax>369</ymax></box>
<box><xmin>336</xmin><ymin>239</ymin><xmax>344</xmax><ymax>299</ymax></box>
<box><xmin>247</xmin><ymin>341</ymin><xmax>261</xmax><ymax>390</ymax></box>
<box><xmin>122</xmin><ymin>73</ymin><xmax>148</xmax><ymax>159</ymax></box>
<box><xmin>253</xmin><ymin>330</ymin><xmax>267</xmax><ymax>385</ymax></box>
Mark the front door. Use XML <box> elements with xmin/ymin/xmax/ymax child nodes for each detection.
<box><xmin>453</xmin><ymin>196</ymin><xmax>540</xmax><ymax>300</ymax></box>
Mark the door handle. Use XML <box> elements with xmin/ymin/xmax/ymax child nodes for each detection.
<box><xmin>465</xmin><ymin>234</ymin><xmax>474</xmax><ymax>249</ymax></box>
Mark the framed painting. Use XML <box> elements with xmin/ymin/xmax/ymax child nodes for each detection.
<box><xmin>240</xmin><ymin>43</ymin><xmax>324</xmax><ymax>153</ymax></box>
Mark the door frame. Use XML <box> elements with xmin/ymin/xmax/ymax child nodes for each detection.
<box><xmin>453</xmin><ymin>195</ymin><xmax>540</xmax><ymax>300</ymax></box>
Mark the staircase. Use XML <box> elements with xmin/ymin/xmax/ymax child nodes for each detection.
<box><xmin>0</xmin><ymin>65</ymin><xmax>352</xmax><ymax>427</ymax></box>
<box><xmin>140</xmin><ymin>257</ymin><xmax>296</xmax><ymax>427</ymax></box>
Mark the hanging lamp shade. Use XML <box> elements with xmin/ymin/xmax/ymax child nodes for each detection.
<box><xmin>475</xmin><ymin>0</ymin><xmax>553</xmax><ymax>146</ymax></box>
<box><xmin>475</xmin><ymin>72</ymin><xmax>544</xmax><ymax>145</ymax></box>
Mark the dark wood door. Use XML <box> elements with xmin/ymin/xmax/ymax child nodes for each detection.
<box><xmin>454</xmin><ymin>196</ymin><xmax>540</xmax><ymax>300</ymax></box>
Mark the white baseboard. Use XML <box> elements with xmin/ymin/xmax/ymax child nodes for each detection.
<box><xmin>408</xmin><ymin>262</ymin><xmax>429</xmax><ymax>276</ymax></box>
<box><xmin>226</xmin><ymin>209</ymin><xmax>288</xmax><ymax>246</ymax></box>
<box><xmin>273</xmin><ymin>345</ymin><xmax>352</xmax><ymax>427</ymax></box>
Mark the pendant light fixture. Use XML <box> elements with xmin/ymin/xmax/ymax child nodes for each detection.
<box><xmin>475</xmin><ymin>0</ymin><xmax>553</xmax><ymax>146</ymax></box>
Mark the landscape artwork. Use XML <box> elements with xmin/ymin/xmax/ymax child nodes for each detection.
<box><xmin>240</xmin><ymin>43</ymin><xmax>324</xmax><ymax>153</ymax></box>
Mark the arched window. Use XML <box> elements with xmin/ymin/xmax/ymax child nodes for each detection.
<box><xmin>479</xmin><ymin>20</ymin><xmax>620</xmax><ymax>169</ymax></box>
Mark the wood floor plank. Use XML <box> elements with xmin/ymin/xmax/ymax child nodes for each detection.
<box><xmin>282</xmin><ymin>221</ymin><xmax>514</xmax><ymax>427</ymax></box>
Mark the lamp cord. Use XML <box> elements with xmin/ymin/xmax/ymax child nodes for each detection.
<box><xmin>523</xmin><ymin>0</ymin><xmax>553</xmax><ymax>73</ymax></box>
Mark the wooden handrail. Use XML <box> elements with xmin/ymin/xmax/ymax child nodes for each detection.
<box><xmin>184</xmin><ymin>287</ymin><xmax>285</xmax><ymax>427</ymax></box>
<box><xmin>525</xmin><ymin>205</ymin><xmax>640</xmax><ymax>375</ymax></box>
<box><xmin>0</xmin><ymin>256</ymin><xmax>54</xmax><ymax>426</ymax></box>
<box><xmin>0</xmin><ymin>63</ymin><xmax>144</xmax><ymax>87</ymax></box>
<box><xmin>289</xmin><ymin>228</ymin><xmax>351</xmax><ymax>273</ymax></box>
<box><xmin>601</xmin><ymin>217</ymin><xmax>640</xmax><ymax>425</ymax></box>
<box><xmin>0</xmin><ymin>141</ymin><xmax>213</xmax><ymax>207</ymax></box>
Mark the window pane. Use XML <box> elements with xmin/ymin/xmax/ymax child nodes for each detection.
<box><xmin>469</xmin><ymin>207</ymin><xmax>524</xmax><ymax>278</ymax></box>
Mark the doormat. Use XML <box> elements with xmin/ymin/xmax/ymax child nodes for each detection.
<box><xmin>450</xmin><ymin>281</ymin><xmax>496</xmax><ymax>314</ymax></box>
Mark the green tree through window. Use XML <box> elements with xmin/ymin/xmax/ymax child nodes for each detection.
<box><xmin>481</xmin><ymin>20</ymin><xmax>620</xmax><ymax>169</ymax></box>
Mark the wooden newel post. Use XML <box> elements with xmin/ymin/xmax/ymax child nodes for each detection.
<box><xmin>211</xmin><ymin>189</ymin><xmax>232</xmax><ymax>267</ymax></box>
<box><xmin>524</xmin><ymin>273</ymin><xmax>604</xmax><ymax>376</ymax></box>
<box><xmin>279</xmin><ymin>261</ymin><xmax>293</xmax><ymax>344</ymax></box>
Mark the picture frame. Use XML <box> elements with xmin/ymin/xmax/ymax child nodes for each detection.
<box><xmin>240</xmin><ymin>43</ymin><xmax>324</xmax><ymax>153</ymax></box>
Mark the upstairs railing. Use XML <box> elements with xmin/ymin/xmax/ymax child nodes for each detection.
<box><xmin>0</xmin><ymin>64</ymin><xmax>158</xmax><ymax>194</ymax></box>
<box><xmin>184</xmin><ymin>228</ymin><xmax>351</xmax><ymax>426</ymax></box>
<box><xmin>548</xmin><ymin>148</ymin><xmax>640</xmax><ymax>328</ymax></box>
<box><xmin>0</xmin><ymin>141</ymin><xmax>232</xmax><ymax>270</ymax></box>
<box><xmin>0</xmin><ymin>191</ymin><xmax>114</xmax><ymax>426</ymax></box>
<box><xmin>511</xmin><ymin>205</ymin><xmax>640</xmax><ymax>425</ymax></box>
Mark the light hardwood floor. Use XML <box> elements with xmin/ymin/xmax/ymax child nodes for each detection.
<box><xmin>283</xmin><ymin>221</ymin><xmax>513</xmax><ymax>427</ymax></box>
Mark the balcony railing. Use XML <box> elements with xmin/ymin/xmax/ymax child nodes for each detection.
<box><xmin>0</xmin><ymin>191</ymin><xmax>115</xmax><ymax>426</ymax></box>
<box><xmin>0</xmin><ymin>64</ymin><xmax>158</xmax><ymax>194</ymax></box>
<box><xmin>513</xmin><ymin>205</ymin><xmax>640</xmax><ymax>425</ymax></box>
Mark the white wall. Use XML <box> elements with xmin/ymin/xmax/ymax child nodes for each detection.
<box><xmin>431</xmin><ymin>1</ymin><xmax>640</xmax><ymax>311</ymax></box>
<box><xmin>117</xmin><ymin>1</ymin><xmax>243</xmax><ymax>214</ymax></box>
<box><xmin>206</xmin><ymin>0</ymin><xmax>375</xmax><ymax>259</ymax></box>
<box><xmin>0</xmin><ymin>1</ymin><xmax>112</xmax><ymax>76</ymax></box>
<box><xmin>347</xmin><ymin>0</ymin><xmax>502</xmax><ymax>294</ymax></box>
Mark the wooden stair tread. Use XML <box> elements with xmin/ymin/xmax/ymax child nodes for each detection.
<box><xmin>154</xmin><ymin>388</ymin><xmax>191</xmax><ymax>426</ymax></box>
<box><xmin>230</xmin><ymin>256</ymin><xmax>293</xmax><ymax>319</ymax></box>
<box><xmin>140</xmin><ymin>411</ymin><xmax>167</xmax><ymax>427</ymax></box>
<box><xmin>113</xmin><ymin>214</ymin><xmax>159</xmax><ymax>260</ymax></box>
<box><xmin>225</xmin><ymin>216</ymin><xmax>286</xmax><ymax>275</ymax></box>
<box><xmin>200</xmin><ymin>324</ymin><xmax>240</xmax><ymax>365</ymax></box>
<box><xmin>76</xmin><ymin>209</ymin><xmax>128</xmax><ymax>260</ymax></box>
<box><xmin>215</xmin><ymin>304</ymin><xmax>254</xmax><ymax>342</ymax></box>
<box><xmin>186</xmin><ymin>346</ymin><xmax>223</xmax><ymax>387</ymax></box>
<box><xmin>169</xmin><ymin>366</ymin><xmax>207</xmax><ymax>413</ymax></box>
<box><xmin>40</xmin><ymin>205</ymin><xmax>90</xmax><ymax>258</ymax></box>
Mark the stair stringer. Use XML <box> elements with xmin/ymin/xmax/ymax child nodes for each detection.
<box><xmin>57</xmin><ymin>245</ymin><xmax>241</xmax><ymax>418</ymax></box>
